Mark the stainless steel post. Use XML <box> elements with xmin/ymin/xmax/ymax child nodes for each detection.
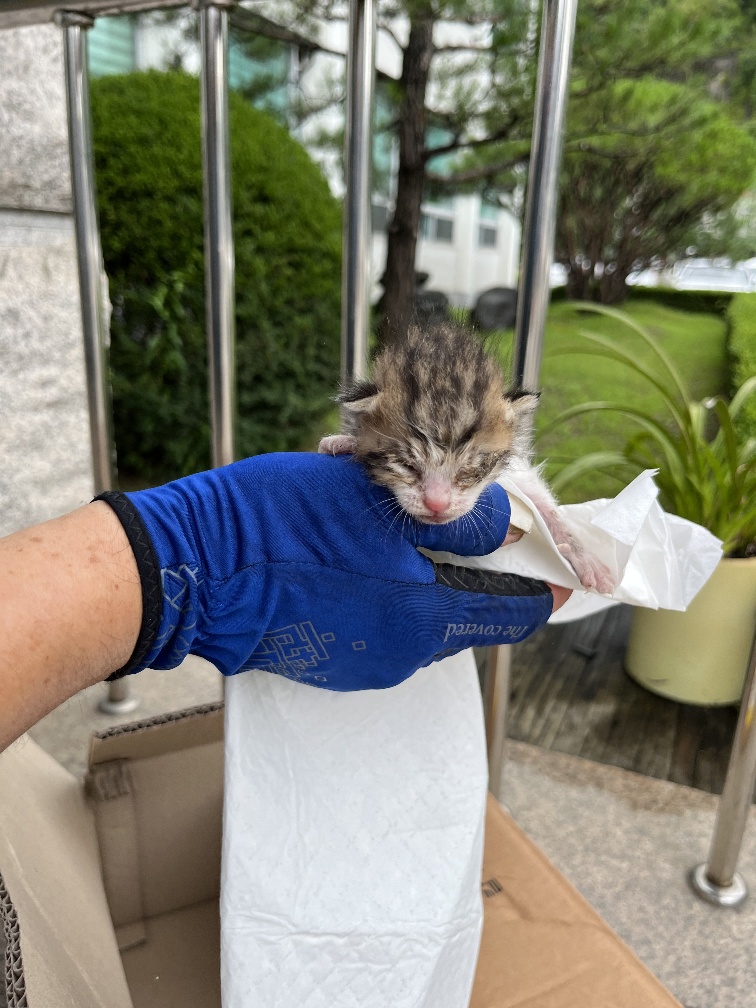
<box><xmin>198</xmin><ymin>0</ymin><xmax>237</xmax><ymax>468</ymax></box>
<box><xmin>484</xmin><ymin>645</ymin><xmax>512</xmax><ymax>797</ymax></box>
<box><xmin>511</xmin><ymin>0</ymin><xmax>579</xmax><ymax>392</ymax></box>
<box><xmin>691</xmin><ymin>624</ymin><xmax>756</xmax><ymax>907</ymax></box>
<box><xmin>484</xmin><ymin>0</ymin><xmax>579</xmax><ymax>788</ymax></box>
<box><xmin>341</xmin><ymin>0</ymin><xmax>376</xmax><ymax>386</ymax></box>
<box><xmin>57</xmin><ymin>10</ymin><xmax>138</xmax><ymax>716</ymax></box>
<box><xmin>57</xmin><ymin>11</ymin><xmax>114</xmax><ymax>496</ymax></box>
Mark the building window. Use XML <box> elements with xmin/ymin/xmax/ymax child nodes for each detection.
<box><xmin>88</xmin><ymin>14</ymin><xmax>136</xmax><ymax>77</ymax></box>
<box><xmin>421</xmin><ymin>212</ymin><xmax>454</xmax><ymax>243</ymax></box>
<box><xmin>478</xmin><ymin>224</ymin><xmax>497</xmax><ymax>248</ymax></box>
<box><xmin>228</xmin><ymin>31</ymin><xmax>290</xmax><ymax>121</ymax></box>
<box><xmin>372</xmin><ymin>202</ymin><xmax>390</xmax><ymax>233</ymax></box>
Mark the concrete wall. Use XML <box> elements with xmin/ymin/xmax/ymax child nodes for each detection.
<box><xmin>0</xmin><ymin>23</ymin><xmax>93</xmax><ymax>538</ymax></box>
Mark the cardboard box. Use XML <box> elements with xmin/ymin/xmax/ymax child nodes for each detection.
<box><xmin>0</xmin><ymin>702</ymin><xmax>681</xmax><ymax>1007</ymax></box>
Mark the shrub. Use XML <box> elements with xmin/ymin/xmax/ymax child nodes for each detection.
<box><xmin>727</xmin><ymin>293</ymin><xmax>756</xmax><ymax>439</ymax></box>
<box><xmin>551</xmin><ymin>284</ymin><xmax>734</xmax><ymax>316</ymax></box>
<box><xmin>626</xmin><ymin>287</ymin><xmax>734</xmax><ymax>316</ymax></box>
<box><xmin>91</xmin><ymin>70</ymin><xmax>342</xmax><ymax>480</ymax></box>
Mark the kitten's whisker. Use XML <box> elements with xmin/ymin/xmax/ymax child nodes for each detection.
<box><xmin>385</xmin><ymin>501</ymin><xmax>407</xmax><ymax>539</ymax></box>
<box><xmin>467</xmin><ymin>508</ymin><xmax>484</xmax><ymax>545</ymax></box>
<box><xmin>471</xmin><ymin>500</ymin><xmax>512</xmax><ymax>519</ymax></box>
<box><xmin>362</xmin><ymin>498</ymin><xmax>404</xmax><ymax>520</ymax></box>
<box><xmin>365</xmin><ymin>506</ymin><xmax>403</xmax><ymax>528</ymax></box>
<box><xmin>363</xmin><ymin>423</ymin><xmax>404</xmax><ymax>446</ymax></box>
<box><xmin>400</xmin><ymin>510</ymin><xmax>411</xmax><ymax>543</ymax></box>
<box><xmin>361</xmin><ymin>495</ymin><xmax>400</xmax><ymax>513</ymax></box>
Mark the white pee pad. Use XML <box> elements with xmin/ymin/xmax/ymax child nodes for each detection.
<box><xmin>221</xmin><ymin>470</ymin><xmax>722</xmax><ymax>1008</ymax></box>
<box><xmin>221</xmin><ymin>650</ymin><xmax>488</xmax><ymax>1008</ymax></box>
<box><xmin>423</xmin><ymin>469</ymin><xmax>723</xmax><ymax>624</ymax></box>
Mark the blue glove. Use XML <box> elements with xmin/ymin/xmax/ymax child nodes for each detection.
<box><xmin>97</xmin><ymin>453</ymin><xmax>553</xmax><ymax>691</ymax></box>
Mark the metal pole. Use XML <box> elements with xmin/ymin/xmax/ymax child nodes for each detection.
<box><xmin>56</xmin><ymin>11</ymin><xmax>138</xmax><ymax>716</ymax></box>
<box><xmin>99</xmin><ymin>675</ymin><xmax>139</xmax><ymax>715</ymax></box>
<box><xmin>511</xmin><ymin>0</ymin><xmax>579</xmax><ymax>392</ymax></box>
<box><xmin>57</xmin><ymin>11</ymin><xmax>114</xmax><ymax>494</ymax></box>
<box><xmin>484</xmin><ymin>645</ymin><xmax>511</xmax><ymax>796</ymax></box>
<box><xmin>484</xmin><ymin>0</ymin><xmax>579</xmax><ymax>786</ymax></box>
<box><xmin>341</xmin><ymin>0</ymin><xmax>376</xmax><ymax>386</ymax></box>
<box><xmin>691</xmin><ymin>624</ymin><xmax>756</xmax><ymax>907</ymax></box>
<box><xmin>198</xmin><ymin>0</ymin><xmax>237</xmax><ymax>468</ymax></box>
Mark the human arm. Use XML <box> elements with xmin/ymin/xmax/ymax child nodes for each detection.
<box><xmin>0</xmin><ymin>502</ymin><xmax>142</xmax><ymax>751</ymax></box>
<box><xmin>1</xmin><ymin>454</ymin><xmax>570</xmax><ymax>752</ymax></box>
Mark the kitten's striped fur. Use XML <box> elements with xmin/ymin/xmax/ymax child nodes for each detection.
<box><xmin>319</xmin><ymin>320</ymin><xmax>615</xmax><ymax>593</ymax></box>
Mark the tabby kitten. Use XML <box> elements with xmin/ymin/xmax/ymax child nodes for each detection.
<box><xmin>319</xmin><ymin>320</ymin><xmax>614</xmax><ymax>593</ymax></box>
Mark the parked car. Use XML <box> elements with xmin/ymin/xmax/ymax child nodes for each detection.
<box><xmin>549</xmin><ymin>262</ymin><xmax>569</xmax><ymax>288</ymax></box>
<box><xmin>671</xmin><ymin>260</ymin><xmax>755</xmax><ymax>293</ymax></box>
<box><xmin>626</xmin><ymin>268</ymin><xmax>663</xmax><ymax>287</ymax></box>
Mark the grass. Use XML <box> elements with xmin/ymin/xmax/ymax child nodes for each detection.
<box><xmin>488</xmin><ymin>298</ymin><xmax>730</xmax><ymax>504</ymax></box>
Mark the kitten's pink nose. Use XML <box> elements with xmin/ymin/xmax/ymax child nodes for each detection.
<box><xmin>423</xmin><ymin>479</ymin><xmax>452</xmax><ymax>515</ymax></box>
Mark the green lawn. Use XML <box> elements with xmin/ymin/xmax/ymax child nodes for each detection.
<box><xmin>489</xmin><ymin>299</ymin><xmax>730</xmax><ymax>503</ymax></box>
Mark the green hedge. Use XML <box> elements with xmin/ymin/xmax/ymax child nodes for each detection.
<box><xmin>626</xmin><ymin>286</ymin><xmax>734</xmax><ymax>316</ymax></box>
<box><xmin>550</xmin><ymin>284</ymin><xmax>734</xmax><ymax>316</ymax></box>
<box><xmin>727</xmin><ymin>292</ymin><xmax>756</xmax><ymax>437</ymax></box>
<box><xmin>91</xmin><ymin>70</ymin><xmax>342</xmax><ymax>480</ymax></box>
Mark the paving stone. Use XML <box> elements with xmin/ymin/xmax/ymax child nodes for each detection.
<box><xmin>500</xmin><ymin>740</ymin><xmax>756</xmax><ymax>1008</ymax></box>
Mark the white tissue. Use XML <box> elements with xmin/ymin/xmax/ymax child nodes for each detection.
<box><xmin>221</xmin><ymin>651</ymin><xmax>488</xmax><ymax>1008</ymax></box>
<box><xmin>422</xmin><ymin>470</ymin><xmax>723</xmax><ymax>624</ymax></box>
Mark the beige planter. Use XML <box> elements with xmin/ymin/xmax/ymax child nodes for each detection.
<box><xmin>626</xmin><ymin>556</ymin><xmax>756</xmax><ymax>706</ymax></box>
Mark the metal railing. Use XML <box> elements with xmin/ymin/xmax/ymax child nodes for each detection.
<box><xmin>198</xmin><ymin>0</ymin><xmax>237</xmax><ymax>469</ymax></box>
<box><xmin>484</xmin><ymin>0</ymin><xmax>579</xmax><ymax>799</ymax></box>
<box><xmin>2</xmin><ymin>0</ymin><xmax>755</xmax><ymax>905</ymax></box>
<box><xmin>55</xmin><ymin>10</ymin><xmax>140</xmax><ymax>715</ymax></box>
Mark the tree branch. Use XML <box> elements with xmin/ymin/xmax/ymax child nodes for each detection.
<box><xmin>562</xmin><ymin>142</ymin><xmax>648</xmax><ymax>160</ymax></box>
<box><xmin>427</xmin><ymin>156</ymin><xmax>525</xmax><ymax>186</ymax></box>
<box><xmin>433</xmin><ymin>43</ymin><xmax>490</xmax><ymax>54</ymax></box>
<box><xmin>422</xmin><ymin>114</ymin><xmax>523</xmax><ymax>163</ymax></box>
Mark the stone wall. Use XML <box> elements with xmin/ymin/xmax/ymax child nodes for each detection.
<box><xmin>0</xmin><ymin>23</ymin><xmax>94</xmax><ymax>537</ymax></box>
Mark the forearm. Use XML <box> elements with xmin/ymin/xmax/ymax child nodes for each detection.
<box><xmin>0</xmin><ymin>502</ymin><xmax>142</xmax><ymax>751</ymax></box>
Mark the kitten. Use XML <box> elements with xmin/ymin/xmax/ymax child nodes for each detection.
<box><xmin>319</xmin><ymin>320</ymin><xmax>614</xmax><ymax>594</ymax></box>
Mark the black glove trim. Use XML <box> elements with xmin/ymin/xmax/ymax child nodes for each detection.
<box><xmin>433</xmin><ymin>563</ymin><xmax>552</xmax><ymax>598</ymax></box>
<box><xmin>94</xmin><ymin>490</ymin><xmax>163</xmax><ymax>679</ymax></box>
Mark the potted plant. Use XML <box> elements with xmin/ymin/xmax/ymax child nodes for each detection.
<box><xmin>545</xmin><ymin>303</ymin><xmax>756</xmax><ymax>705</ymax></box>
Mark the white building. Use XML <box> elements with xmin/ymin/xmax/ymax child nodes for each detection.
<box><xmin>88</xmin><ymin>7</ymin><xmax>521</xmax><ymax>309</ymax></box>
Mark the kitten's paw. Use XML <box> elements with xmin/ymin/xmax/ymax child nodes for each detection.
<box><xmin>502</xmin><ymin>526</ymin><xmax>526</xmax><ymax>546</ymax></box>
<box><xmin>318</xmin><ymin>434</ymin><xmax>357</xmax><ymax>455</ymax></box>
<box><xmin>557</xmin><ymin>544</ymin><xmax>616</xmax><ymax>594</ymax></box>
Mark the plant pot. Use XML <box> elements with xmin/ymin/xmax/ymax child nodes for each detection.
<box><xmin>625</xmin><ymin>556</ymin><xmax>756</xmax><ymax>706</ymax></box>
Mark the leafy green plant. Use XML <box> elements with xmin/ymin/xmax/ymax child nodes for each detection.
<box><xmin>543</xmin><ymin>303</ymin><xmax>756</xmax><ymax>557</ymax></box>
<box><xmin>91</xmin><ymin>70</ymin><xmax>342</xmax><ymax>481</ymax></box>
<box><xmin>727</xmin><ymin>293</ymin><xmax>756</xmax><ymax>441</ymax></box>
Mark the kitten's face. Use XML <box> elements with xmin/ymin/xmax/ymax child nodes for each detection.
<box><xmin>341</xmin><ymin>325</ymin><xmax>537</xmax><ymax>524</ymax></box>
<box><xmin>356</xmin><ymin>420</ymin><xmax>513</xmax><ymax>524</ymax></box>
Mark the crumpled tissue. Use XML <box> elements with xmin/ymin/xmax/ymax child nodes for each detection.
<box><xmin>423</xmin><ymin>469</ymin><xmax>723</xmax><ymax>624</ymax></box>
<box><xmin>221</xmin><ymin>650</ymin><xmax>488</xmax><ymax>1008</ymax></box>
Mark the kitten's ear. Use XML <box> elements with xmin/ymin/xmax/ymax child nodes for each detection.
<box><xmin>338</xmin><ymin>379</ymin><xmax>382</xmax><ymax>413</ymax></box>
<box><xmin>505</xmin><ymin>389</ymin><xmax>540</xmax><ymax>418</ymax></box>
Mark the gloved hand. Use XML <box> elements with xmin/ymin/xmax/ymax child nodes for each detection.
<box><xmin>97</xmin><ymin>453</ymin><xmax>554</xmax><ymax>691</ymax></box>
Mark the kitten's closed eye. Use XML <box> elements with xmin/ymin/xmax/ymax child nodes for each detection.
<box><xmin>455</xmin><ymin>452</ymin><xmax>510</xmax><ymax>488</ymax></box>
